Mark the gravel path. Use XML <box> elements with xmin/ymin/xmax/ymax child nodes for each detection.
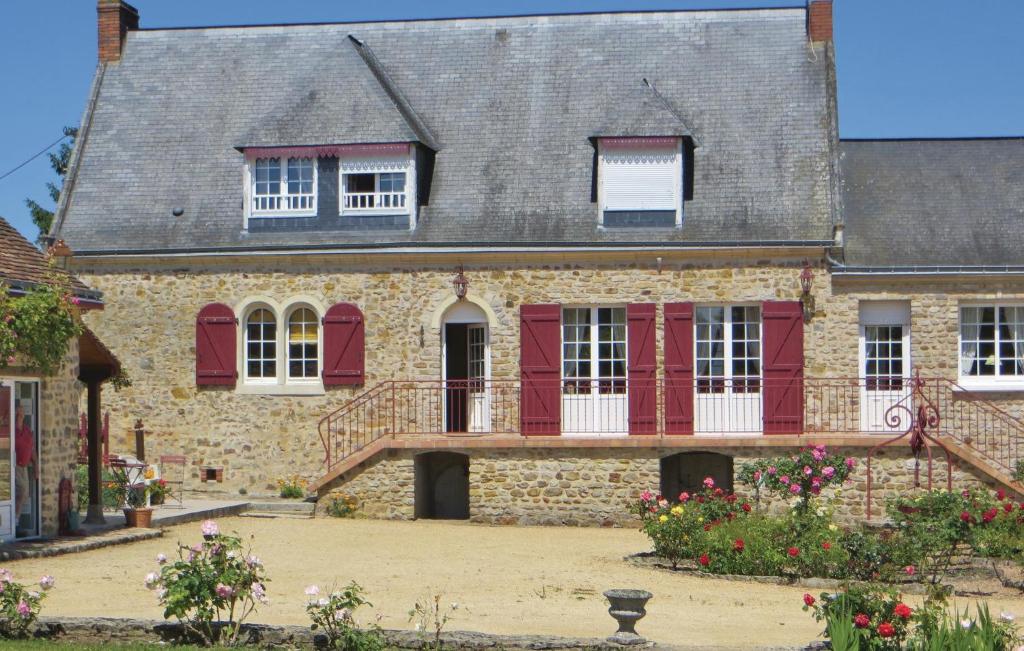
<box><xmin>5</xmin><ymin>517</ymin><xmax>1024</xmax><ymax>648</ymax></box>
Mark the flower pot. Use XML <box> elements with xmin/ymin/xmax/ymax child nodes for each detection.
<box><xmin>124</xmin><ymin>507</ymin><xmax>154</xmax><ymax>528</ymax></box>
<box><xmin>603</xmin><ymin>589</ymin><xmax>652</xmax><ymax>645</ymax></box>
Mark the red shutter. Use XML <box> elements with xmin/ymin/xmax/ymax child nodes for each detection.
<box><xmin>322</xmin><ymin>303</ymin><xmax>365</xmax><ymax>386</ymax></box>
<box><xmin>627</xmin><ymin>304</ymin><xmax>657</xmax><ymax>435</ymax></box>
<box><xmin>196</xmin><ymin>303</ymin><xmax>237</xmax><ymax>386</ymax></box>
<box><xmin>664</xmin><ymin>303</ymin><xmax>695</xmax><ymax>434</ymax></box>
<box><xmin>520</xmin><ymin>304</ymin><xmax>561</xmax><ymax>436</ymax></box>
<box><xmin>762</xmin><ymin>301</ymin><xmax>804</xmax><ymax>434</ymax></box>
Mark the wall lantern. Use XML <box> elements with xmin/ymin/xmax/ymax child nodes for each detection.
<box><xmin>452</xmin><ymin>265</ymin><xmax>469</xmax><ymax>301</ymax></box>
<box><xmin>799</xmin><ymin>261</ymin><xmax>815</xmax><ymax>322</ymax></box>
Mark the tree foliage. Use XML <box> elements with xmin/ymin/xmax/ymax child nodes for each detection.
<box><xmin>25</xmin><ymin>126</ymin><xmax>77</xmax><ymax>244</ymax></box>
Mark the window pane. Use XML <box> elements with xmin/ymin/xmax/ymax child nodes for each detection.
<box><xmin>287</xmin><ymin>308</ymin><xmax>318</xmax><ymax>379</ymax></box>
<box><xmin>245</xmin><ymin>308</ymin><xmax>277</xmax><ymax>379</ymax></box>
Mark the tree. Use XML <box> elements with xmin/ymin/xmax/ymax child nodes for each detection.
<box><xmin>25</xmin><ymin>126</ymin><xmax>77</xmax><ymax>244</ymax></box>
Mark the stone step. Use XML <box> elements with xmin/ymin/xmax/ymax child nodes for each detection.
<box><xmin>239</xmin><ymin>511</ymin><xmax>314</xmax><ymax>520</ymax></box>
<box><xmin>243</xmin><ymin>501</ymin><xmax>316</xmax><ymax>517</ymax></box>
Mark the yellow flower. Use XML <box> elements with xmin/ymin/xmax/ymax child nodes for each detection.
<box><xmin>671</xmin><ymin>506</ymin><xmax>683</xmax><ymax>516</ymax></box>
<box><xmin>697</xmin><ymin>516</ymin><xmax>704</xmax><ymax>523</ymax></box>
<box><xmin>828</xmin><ymin>524</ymin><xmax>838</xmax><ymax>532</ymax></box>
<box><xmin>659</xmin><ymin>515</ymin><xmax>668</xmax><ymax>523</ymax></box>
<box><xmin>144</xmin><ymin>467</ymin><xmax>155</xmax><ymax>480</ymax></box>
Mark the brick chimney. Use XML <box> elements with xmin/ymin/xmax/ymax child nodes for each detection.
<box><xmin>97</xmin><ymin>0</ymin><xmax>139</xmax><ymax>63</ymax></box>
<box><xmin>807</xmin><ymin>0</ymin><xmax>833</xmax><ymax>42</ymax></box>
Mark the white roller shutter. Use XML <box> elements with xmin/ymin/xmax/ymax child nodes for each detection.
<box><xmin>601</xmin><ymin>148</ymin><xmax>680</xmax><ymax>211</ymax></box>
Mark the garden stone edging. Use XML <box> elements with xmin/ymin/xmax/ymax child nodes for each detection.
<box><xmin>32</xmin><ymin>616</ymin><xmax>652</xmax><ymax>650</ymax></box>
<box><xmin>626</xmin><ymin>553</ymin><xmax>947</xmax><ymax>596</ymax></box>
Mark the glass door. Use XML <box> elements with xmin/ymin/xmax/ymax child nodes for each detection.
<box><xmin>12</xmin><ymin>382</ymin><xmax>39</xmax><ymax>538</ymax></box>
<box><xmin>561</xmin><ymin>307</ymin><xmax>628</xmax><ymax>436</ymax></box>
<box><xmin>695</xmin><ymin>306</ymin><xmax>763</xmax><ymax>435</ymax></box>
<box><xmin>859</xmin><ymin>302</ymin><xmax>911</xmax><ymax>433</ymax></box>
<box><xmin>0</xmin><ymin>382</ymin><xmax>12</xmax><ymax>540</ymax></box>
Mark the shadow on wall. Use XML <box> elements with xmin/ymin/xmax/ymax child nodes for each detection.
<box><xmin>660</xmin><ymin>451</ymin><xmax>733</xmax><ymax>500</ymax></box>
<box><xmin>414</xmin><ymin>451</ymin><xmax>469</xmax><ymax>520</ymax></box>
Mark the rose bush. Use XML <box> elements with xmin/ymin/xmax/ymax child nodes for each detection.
<box><xmin>145</xmin><ymin>522</ymin><xmax>270</xmax><ymax>646</ymax></box>
<box><xmin>0</xmin><ymin>570</ymin><xmax>54</xmax><ymax>639</ymax></box>
<box><xmin>305</xmin><ymin>581</ymin><xmax>384</xmax><ymax>651</ymax></box>
<box><xmin>738</xmin><ymin>445</ymin><xmax>855</xmax><ymax>513</ymax></box>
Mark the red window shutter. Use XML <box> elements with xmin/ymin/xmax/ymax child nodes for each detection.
<box><xmin>196</xmin><ymin>303</ymin><xmax>237</xmax><ymax>386</ymax></box>
<box><xmin>762</xmin><ymin>301</ymin><xmax>804</xmax><ymax>434</ymax></box>
<box><xmin>664</xmin><ymin>303</ymin><xmax>694</xmax><ymax>434</ymax></box>
<box><xmin>520</xmin><ymin>304</ymin><xmax>561</xmax><ymax>436</ymax></box>
<box><xmin>627</xmin><ymin>304</ymin><xmax>657</xmax><ymax>435</ymax></box>
<box><xmin>322</xmin><ymin>303</ymin><xmax>365</xmax><ymax>386</ymax></box>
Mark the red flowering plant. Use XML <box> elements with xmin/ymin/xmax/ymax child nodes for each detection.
<box><xmin>631</xmin><ymin>478</ymin><xmax>751</xmax><ymax>570</ymax></box>
<box><xmin>803</xmin><ymin>584</ymin><xmax>913</xmax><ymax>651</ymax></box>
<box><xmin>738</xmin><ymin>445</ymin><xmax>855</xmax><ymax>515</ymax></box>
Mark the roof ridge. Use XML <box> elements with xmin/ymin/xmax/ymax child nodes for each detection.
<box><xmin>347</xmin><ymin>35</ymin><xmax>441</xmax><ymax>151</ymax></box>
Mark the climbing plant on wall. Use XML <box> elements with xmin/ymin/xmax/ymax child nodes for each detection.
<box><xmin>0</xmin><ymin>269</ymin><xmax>83</xmax><ymax>375</ymax></box>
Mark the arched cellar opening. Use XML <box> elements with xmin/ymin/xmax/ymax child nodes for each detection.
<box><xmin>414</xmin><ymin>452</ymin><xmax>470</xmax><ymax>520</ymax></box>
<box><xmin>660</xmin><ymin>452</ymin><xmax>734</xmax><ymax>501</ymax></box>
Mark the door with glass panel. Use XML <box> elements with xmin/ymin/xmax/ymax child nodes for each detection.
<box><xmin>0</xmin><ymin>381</ymin><xmax>38</xmax><ymax>540</ymax></box>
<box><xmin>561</xmin><ymin>307</ymin><xmax>628</xmax><ymax>435</ymax></box>
<box><xmin>466</xmin><ymin>325</ymin><xmax>491</xmax><ymax>432</ymax></box>
<box><xmin>694</xmin><ymin>306</ymin><xmax>762</xmax><ymax>435</ymax></box>
<box><xmin>859</xmin><ymin>303</ymin><xmax>911</xmax><ymax>432</ymax></box>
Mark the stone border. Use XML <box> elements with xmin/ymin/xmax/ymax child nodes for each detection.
<box><xmin>625</xmin><ymin>553</ymin><xmax>942</xmax><ymax>596</ymax></box>
<box><xmin>31</xmin><ymin>616</ymin><xmax>641</xmax><ymax>650</ymax></box>
<box><xmin>0</xmin><ymin>527</ymin><xmax>162</xmax><ymax>561</ymax></box>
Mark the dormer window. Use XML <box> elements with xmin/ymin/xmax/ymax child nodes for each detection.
<box><xmin>250</xmin><ymin>157</ymin><xmax>317</xmax><ymax>216</ymax></box>
<box><xmin>343</xmin><ymin>171</ymin><xmax>408</xmax><ymax>213</ymax></box>
<box><xmin>598</xmin><ymin>137</ymin><xmax>683</xmax><ymax>229</ymax></box>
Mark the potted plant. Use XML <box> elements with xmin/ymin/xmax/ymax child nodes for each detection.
<box><xmin>109</xmin><ymin>462</ymin><xmax>154</xmax><ymax>528</ymax></box>
<box><xmin>149</xmin><ymin>478</ymin><xmax>171</xmax><ymax>506</ymax></box>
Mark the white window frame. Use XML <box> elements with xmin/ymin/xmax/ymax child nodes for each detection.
<box><xmin>285</xmin><ymin>305</ymin><xmax>321</xmax><ymax>384</ymax></box>
<box><xmin>561</xmin><ymin>305</ymin><xmax>628</xmax><ymax>393</ymax></box>
<box><xmin>339</xmin><ymin>151</ymin><xmax>417</xmax><ymax>227</ymax></box>
<box><xmin>958</xmin><ymin>303</ymin><xmax>1024</xmax><ymax>390</ymax></box>
<box><xmin>243</xmin><ymin>305</ymin><xmax>279</xmax><ymax>386</ymax></box>
<box><xmin>597</xmin><ymin>139</ymin><xmax>683</xmax><ymax>228</ymax></box>
<box><xmin>245</xmin><ymin>156</ymin><xmax>318</xmax><ymax>221</ymax></box>
<box><xmin>694</xmin><ymin>304</ymin><xmax>762</xmax><ymax>394</ymax></box>
<box><xmin>236</xmin><ymin>297</ymin><xmax>326</xmax><ymax>395</ymax></box>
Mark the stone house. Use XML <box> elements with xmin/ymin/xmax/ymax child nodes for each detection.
<box><xmin>50</xmin><ymin>0</ymin><xmax>1024</xmax><ymax>524</ymax></box>
<box><xmin>0</xmin><ymin>217</ymin><xmax>117</xmax><ymax>539</ymax></box>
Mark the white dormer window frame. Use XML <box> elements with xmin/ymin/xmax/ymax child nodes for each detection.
<box><xmin>245</xmin><ymin>156</ymin><xmax>318</xmax><ymax>219</ymax></box>
<box><xmin>597</xmin><ymin>137</ymin><xmax>683</xmax><ymax>229</ymax></box>
<box><xmin>339</xmin><ymin>149</ymin><xmax>416</xmax><ymax>226</ymax></box>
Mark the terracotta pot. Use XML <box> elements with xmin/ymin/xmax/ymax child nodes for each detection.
<box><xmin>124</xmin><ymin>507</ymin><xmax>154</xmax><ymax>528</ymax></box>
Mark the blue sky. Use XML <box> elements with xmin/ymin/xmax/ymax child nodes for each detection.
<box><xmin>1</xmin><ymin>0</ymin><xmax>1022</xmax><ymax>242</ymax></box>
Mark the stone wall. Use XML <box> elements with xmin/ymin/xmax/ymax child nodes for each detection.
<box><xmin>39</xmin><ymin>341</ymin><xmax>83</xmax><ymax>537</ymax></box>
<box><xmin>315</xmin><ymin>445</ymin><xmax>1001</xmax><ymax>526</ymax></box>
<box><xmin>71</xmin><ymin>253</ymin><xmax>1024</xmax><ymax>515</ymax></box>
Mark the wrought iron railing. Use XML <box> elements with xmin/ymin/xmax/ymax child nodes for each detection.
<box><xmin>317</xmin><ymin>377</ymin><xmax>1024</xmax><ymax>479</ymax></box>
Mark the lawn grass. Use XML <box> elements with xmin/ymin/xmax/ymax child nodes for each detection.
<box><xmin>0</xmin><ymin>642</ymin><xmax>207</xmax><ymax>650</ymax></box>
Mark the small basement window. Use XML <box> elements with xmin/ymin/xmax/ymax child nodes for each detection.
<box><xmin>598</xmin><ymin>137</ymin><xmax>682</xmax><ymax>229</ymax></box>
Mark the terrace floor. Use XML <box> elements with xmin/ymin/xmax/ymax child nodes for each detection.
<box><xmin>5</xmin><ymin>517</ymin><xmax>1024</xmax><ymax>649</ymax></box>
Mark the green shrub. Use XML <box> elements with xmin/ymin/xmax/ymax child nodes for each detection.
<box><xmin>326</xmin><ymin>494</ymin><xmax>360</xmax><ymax>518</ymax></box>
<box><xmin>305</xmin><ymin>581</ymin><xmax>384</xmax><ymax>651</ymax></box>
<box><xmin>74</xmin><ymin>465</ymin><xmax>126</xmax><ymax>512</ymax></box>
<box><xmin>0</xmin><ymin>571</ymin><xmax>54</xmax><ymax>639</ymax></box>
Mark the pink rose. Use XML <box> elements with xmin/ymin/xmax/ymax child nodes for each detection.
<box><xmin>16</xmin><ymin>601</ymin><xmax>30</xmax><ymax>618</ymax></box>
<box><xmin>790</xmin><ymin>484</ymin><xmax>802</xmax><ymax>494</ymax></box>
<box><xmin>753</xmin><ymin>470</ymin><xmax>762</xmax><ymax>482</ymax></box>
<box><xmin>215</xmin><ymin>583</ymin><xmax>234</xmax><ymax>599</ymax></box>
<box><xmin>200</xmin><ymin>520</ymin><xmax>219</xmax><ymax>537</ymax></box>
<box><xmin>678</xmin><ymin>492</ymin><xmax>690</xmax><ymax>503</ymax></box>
<box><xmin>767</xmin><ymin>466</ymin><xmax>777</xmax><ymax>475</ymax></box>
<box><xmin>640</xmin><ymin>490</ymin><xmax>653</xmax><ymax>502</ymax></box>
<box><xmin>803</xmin><ymin>466</ymin><xmax>813</xmax><ymax>476</ymax></box>
<box><xmin>703</xmin><ymin>477</ymin><xmax>715</xmax><ymax>489</ymax></box>
<box><xmin>822</xmin><ymin>466</ymin><xmax>835</xmax><ymax>479</ymax></box>
<box><xmin>780</xmin><ymin>475</ymin><xmax>790</xmax><ymax>485</ymax></box>
<box><xmin>845</xmin><ymin>457</ymin><xmax>856</xmax><ymax>470</ymax></box>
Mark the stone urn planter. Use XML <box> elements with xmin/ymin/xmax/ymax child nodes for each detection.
<box><xmin>124</xmin><ymin>507</ymin><xmax>154</xmax><ymax>528</ymax></box>
<box><xmin>603</xmin><ymin>589</ymin><xmax>652</xmax><ymax>645</ymax></box>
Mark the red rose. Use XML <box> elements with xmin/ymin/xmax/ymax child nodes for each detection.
<box><xmin>854</xmin><ymin>613</ymin><xmax>870</xmax><ymax>628</ymax></box>
<box><xmin>803</xmin><ymin>593</ymin><xmax>815</xmax><ymax>607</ymax></box>
<box><xmin>960</xmin><ymin>511</ymin><xmax>972</xmax><ymax>523</ymax></box>
<box><xmin>997</xmin><ymin>489</ymin><xmax>1007</xmax><ymax>501</ymax></box>
<box><xmin>1006</xmin><ymin>502</ymin><xmax>1014</xmax><ymax>513</ymax></box>
<box><xmin>893</xmin><ymin>603</ymin><xmax>912</xmax><ymax>620</ymax></box>
<box><xmin>699</xmin><ymin>554</ymin><xmax>710</xmax><ymax>567</ymax></box>
<box><xmin>877</xmin><ymin>622</ymin><xmax>895</xmax><ymax>638</ymax></box>
<box><xmin>788</xmin><ymin>547</ymin><xmax>799</xmax><ymax>558</ymax></box>
<box><xmin>713</xmin><ymin>487</ymin><xmax>724</xmax><ymax>497</ymax></box>
<box><xmin>725</xmin><ymin>494</ymin><xmax>737</xmax><ymax>503</ymax></box>
<box><xmin>821</xmin><ymin>542</ymin><xmax>831</xmax><ymax>550</ymax></box>
<box><xmin>734</xmin><ymin>539</ymin><xmax>745</xmax><ymax>552</ymax></box>
<box><xmin>741</xmin><ymin>503</ymin><xmax>752</xmax><ymax>512</ymax></box>
<box><xmin>983</xmin><ymin>508</ymin><xmax>997</xmax><ymax>523</ymax></box>
<box><xmin>696</xmin><ymin>496</ymin><xmax>705</xmax><ymax>504</ymax></box>
<box><xmin>704</xmin><ymin>524</ymin><xmax>712</xmax><ymax>531</ymax></box>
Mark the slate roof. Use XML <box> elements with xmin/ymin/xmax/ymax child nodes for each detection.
<box><xmin>0</xmin><ymin>217</ymin><xmax>96</xmax><ymax>298</ymax></box>
<box><xmin>54</xmin><ymin>8</ymin><xmax>835</xmax><ymax>254</ymax></box>
<box><xmin>839</xmin><ymin>139</ymin><xmax>1024</xmax><ymax>269</ymax></box>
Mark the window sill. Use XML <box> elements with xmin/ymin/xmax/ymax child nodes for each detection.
<box><xmin>236</xmin><ymin>384</ymin><xmax>325</xmax><ymax>396</ymax></box>
<box><xmin>249</xmin><ymin>211</ymin><xmax>317</xmax><ymax>220</ymax></box>
<box><xmin>953</xmin><ymin>381</ymin><xmax>1024</xmax><ymax>393</ymax></box>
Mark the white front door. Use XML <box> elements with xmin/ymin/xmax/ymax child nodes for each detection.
<box><xmin>561</xmin><ymin>307</ymin><xmax>628</xmax><ymax>436</ymax></box>
<box><xmin>466</xmin><ymin>324</ymin><xmax>491</xmax><ymax>432</ymax></box>
<box><xmin>859</xmin><ymin>303</ymin><xmax>912</xmax><ymax>432</ymax></box>
<box><xmin>695</xmin><ymin>306</ymin><xmax>763</xmax><ymax>435</ymax></box>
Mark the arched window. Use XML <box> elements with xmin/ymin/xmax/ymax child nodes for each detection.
<box><xmin>245</xmin><ymin>308</ymin><xmax>277</xmax><ymax>381</ymax></box>
<box><xmin>287</xmin><ymin>307</ymin><xmax>319</xmax><ymax>380</ymax></box>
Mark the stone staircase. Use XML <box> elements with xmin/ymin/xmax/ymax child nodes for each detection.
<box><xmin>240</xmin><ymin>500</ymin><xmax>316</xmax><ymax>520</ymax></box>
